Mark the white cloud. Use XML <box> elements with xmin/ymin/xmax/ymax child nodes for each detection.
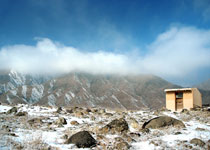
<box><xmin>0</xmin><ymin>26</ymin><xmax>210</xmax><ymax>78</ymax></box>
<box><xmin>141</xmin><ymin>26</ymin><xmax>210</xmax><ymax>77</ymax></box>
<box><xmin>0</xmin><ymin>38</ymin><xmax>135</xmax><ymax>75</ymax></box>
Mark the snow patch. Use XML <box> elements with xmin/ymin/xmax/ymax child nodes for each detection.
<box><xmin>48</xmin><ymin>94</ymin><xmax>56</xmax><ymax>106</ymax></box>
<box><xmin>22</xmin><ymin>85</ymin><xmax>27</xmax><ymax>98</ymax></box>
<box><xmin>30</xmin><ymin>85</ymin><xmax>44</xmax><ymax>103</ymax></box>
<box><xmin>10</xmin><ymin>89</ymin><xmax>17</xmax><ymax>96</ymax></box>
<box><xmin>69</xmin><ymin>91</ymin><xmax>75</xmax><ymax>98</ymax></box>
<box><xmin>0</xmin><ymin>105</ymin><xmax>11</xmax><ymax>113</ymax></box>
<box><xmin>65</xmin><ymin>93</ymin><xmax>72</xmax><ymax>104</ymax></box>
<box><xmin>6</xmin><ymin>95</ymin><xmax>11</xmax><ymax>104</ymax></box>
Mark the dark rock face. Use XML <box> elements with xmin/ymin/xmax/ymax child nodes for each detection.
<box><xmin>142</xmin><ymin>116</ymin><xmax>185</xmax><ymax>129</ymax></box>
<box><xmin>190</xmin><ymin>138</ymin><xmax>205</xmax><ymax>147</ymax></box>
<box><xmin>7</xmin><ymin>107</ymin><xmax>18</xmax><ymax>114</ymax></box>
<box><xmin>65</xmin><ymin>131</ymin><xmax>97</xmax><ymax>148</ymax></box>
<box><xmin>103</xmin><ymin>118</ymin><xmax>129</xmax><ymax>133</ymax></box>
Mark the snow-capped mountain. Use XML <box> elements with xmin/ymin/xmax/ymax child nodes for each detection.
<box><xmin>0</xmin><ymin>70</ymin><xmax>181</xmax><ymax>109</ymax></box>
<box><xmin>0</xmin><ymin>70</ymin><xmax>51</xmax><ymax>104</ymax></box>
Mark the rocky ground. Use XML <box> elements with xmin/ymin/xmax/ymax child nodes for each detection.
<box><xmin>0</xmin><ymin>104</ymin><xmax>210</xmax><ymax>150</ymax></box>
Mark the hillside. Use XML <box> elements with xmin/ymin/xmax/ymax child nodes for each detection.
<box><xmin>0</xmin><ymin>70</ymin><xmax>179</xmax><ymax>110</ymax></box>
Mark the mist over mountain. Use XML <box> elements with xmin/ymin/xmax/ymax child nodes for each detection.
<box><xmin>0</xmin><ymin>70</ymin><xmax>180</xmax><ymax>110</ymax></box>
<box><xmin>195</xmin><ymin>79</ymin><xmax>210</xmax><ymax>105</ymax></box>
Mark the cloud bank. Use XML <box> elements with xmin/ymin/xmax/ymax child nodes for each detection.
<box><xmin>0</xmin><ymin>26</ymin><xmax>210</xmax><ymax>78</ymax></box>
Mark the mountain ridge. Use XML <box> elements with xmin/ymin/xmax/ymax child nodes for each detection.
<box><xmin>0</xmin><ymin>70</ymin><xmax>209</xmax><ymax>109</ymax></box>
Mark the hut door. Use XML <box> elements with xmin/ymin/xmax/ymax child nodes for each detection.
<box><xmin>176</xmin><ymin>99</ymin><xmax>183</xmax><ymax>111</ymax></box>
<box><xmin>175</xmin><ymin>92</ymin><xmax>183</xmax><ymax>111</ymax></box>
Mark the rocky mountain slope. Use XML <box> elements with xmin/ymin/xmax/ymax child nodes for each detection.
<box><xmin>0</xmin><ymin>70</ymin><xmax>180</xmax><ymax>110</ymax></box>
<box><xmin>1</xmin><ymin>70</ymin><xmax>209</xmax><ymax>109</ymax></box>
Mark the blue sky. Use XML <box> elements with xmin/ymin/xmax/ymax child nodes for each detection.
<box><xmin>0</xmin><ymin>0</ymin><xmax>210</xmax><ymax>86</ymax></box>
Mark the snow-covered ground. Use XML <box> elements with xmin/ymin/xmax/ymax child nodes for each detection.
<box><xmin>0</xmin><ymin>104</ymin><xmax>209</xmax><ymax>150</ymax></box>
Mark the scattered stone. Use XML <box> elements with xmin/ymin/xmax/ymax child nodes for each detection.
<box><xmin>114</xmin><ymin>137</ymin><xmax>125</xmax><ymax>143</ymax></box>
<box><xmin>8</xmin><ymin>133</ymin><xmax>17</xmax><ymax>137</ymax></box>
<box><xmin>190</xmin><ymin>138</ymin><xmax>205</xmax><ymax>147</ymax></box>
<box><xmin>28</xmin><ymin>118</ymin><xmax>43</xmax><ymax>125</ymax></box>
<box><xmin>99</xmin><ymin>109</ymin><xmax>106</xmax><ymax>114</ymax></box>
<box><xmin>195</xmin><ymin>127</ymin><xmax>206</xmax><ymax>131</ymax></box>
<box><xmin>139</xmin><ymin>128</ymin><xmax>150</xmax><ymax>134</ymax></box>
<box><xmin>142</xmin><ymin>116</ymin><xmax>185</xmax><ymax>129</ymax></box>
<box><xmin>92</xmin><ymin>108</ymin><xmax>98</xmax><ymax>113</ymax></box>
<box><xmin>105</xmin><ymin>113</ymin><xmax>113</xmax><ymax>117</ymax></box>
<box><xmin>55</xmin><ymin>117</ymin><xmax>67</xmax><ymax>126</ymax></box>
<box><xmin>91</xmin><ymin>116</ymin><xmax>96</xmax><ymax>121</ymax></box>
<box><xmin>82</xmin><ymin>109</ymin><xmax>90</xmax><ymax>115</ymax></box>
<box><xmin>181</xmin><ymin>109</ymin><xmax>190</xmax><ymax>114</ymax></box>
<box><xmin>56</xmin><ymin>107</ymin><xmax>62</xmax><ymax>113</ymax></box>
<box><xmin>70</xmin><ymin>120</ymin><xmax>79</xmax><ymax>125</ymax></box>
<box><xmin>153</xmin><ymin>111</ymin><xmax>160</xmax><ymax>116</ymax></box>
<box><xmin>97</xmin><ymin>135</ymin><xmax>106</xmax><ymax>141</ymax></box>
<box><xmin>7</xmin><ymin>107</ymin><xmax>18</xmax><ymax>114</ymax></box>
<box><xmin>74</xmin><ymin>111</ymin><xmax>84</xmax><ymax>118</ymax></box>
<box><xmin>15</xmin><ymin>111</ymin><xmax>28</xmax><ymax>116</ymax></box>
<box><xmin>130</xmin><ymin>132</ymin><xmax>141</xmax><ymax>138</ymax></box>
<box><xmin>86</xmin><ymin>108</ymin><xmax>92</xmax><ymax>113</ymax></box>
<box><xmin>150</xmin><ymin>140</ymin><xmax>159</xmax><ymax>146</ymax></box>
<box><xmin>174</xmin><ymin>132</ymin><xmax>182</xmax><ymax>135</ymax></box>
<box><xmin>159</xmin><ymin>107</ymin><xmax>170</xmax><ymax>112</ymax></box>
<box><xmin>114</xmin><ymin>142</ymin><xmax>130</xmax><ymax>150</ymax></box>
<box><xmin>65</xmin><ymin>131</ymin><xmax>97</xmax><ymax>148</ymax></box>
<box><xmin>2</xmin><ymin>125</ymin><xmax>11</xmax><ymax>132</ymax></box>
<box><xmin>130</xmin><ymin>118</ymin><xmax>139</xmax><ymax>129</ymax></box>
<box><xmin>66</xmin><ymin>109</ymin><xmax>73</xmax><ymax>113</ymax></box>
<box><xmin>190</xmin><ymin>106</ymin><xmax>202</xmax><ymax>111</ymax></box>
<box><xmin>101</xmin><ymin>118</ymin><xmax>129</xmax><ymax>133</ymax></box>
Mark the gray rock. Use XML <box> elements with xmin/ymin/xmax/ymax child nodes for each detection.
<box><xmin>114</xmin><ymin>142</ymin><xmax>130</xmax><ymax>150</ymax></box>
<box><xmin>104</xmin><ymin>118</ymin><xmax>129</xmax><ymax>133</ymax></box>
<box><xmin>65</xmin><ymin>131</ymin><xmax>97</xmax><ymax>148</ymax></box>
<box><xmin>142</xmin><ymin>116</ymin><xmax>185</xmax><ymax>129</ymax></box>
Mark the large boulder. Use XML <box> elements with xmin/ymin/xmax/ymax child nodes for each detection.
<box><xmin>107</xmin><ymin>118</ymin><xmax>129</xmax><ymax>132</ymax></box>
<box><xmin>142</xmin><ymin>116</ymin><xmax>185</xmax><ymax>129</ymax></box>
<box><xmin>65</xmin><ymin>131</ymin><xmax>97</xmax><ymax>148</ymax></box>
